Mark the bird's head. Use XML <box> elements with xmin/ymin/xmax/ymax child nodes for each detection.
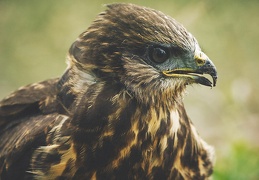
<box><xmin>67</xmin><ymin>3</ymin><xmax>217</xmax><ymax>103</ymax></box>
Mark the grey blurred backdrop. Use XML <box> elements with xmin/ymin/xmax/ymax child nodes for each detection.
<box><xmin>0</xmin><ymin>0</ymin><xmax>258</xmax><ymax>179</ymax></box>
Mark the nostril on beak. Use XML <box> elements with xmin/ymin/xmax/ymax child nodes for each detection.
<box><xmin>195</xmin><ymin>57</ymin><xmax>206</xmax><ymax>66</ymax></box>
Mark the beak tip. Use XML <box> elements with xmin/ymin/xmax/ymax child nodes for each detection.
<box><xmin>212</xmin><ymin>75</ymin><xmax>217</xmax><ymax>87</ymax></box>
<box><xmin>198</xmin><ymin>58</ymin><xmax>218</xmax><ymax>87</ymax></box>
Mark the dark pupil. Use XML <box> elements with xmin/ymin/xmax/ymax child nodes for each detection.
<box><xmin>152</xmin><ymin>48</ymin><xmax>168</xmax><ymax>63</ymax></box>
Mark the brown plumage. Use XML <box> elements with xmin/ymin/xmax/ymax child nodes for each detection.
<box><xmin>0</xmin><ymin>3</ymin><xmax>217</xmax><ymax>180</ymax></box>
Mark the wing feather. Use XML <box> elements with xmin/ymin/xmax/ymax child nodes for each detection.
<box><xmin>0</xmin><ymin>78</ymin><xmax>59</xmax><ymax>117</ymax></box>
<box><xmin>0</xmin><ymin>113</ymin><xmax>66</xmax><ymax>178</ymax></box>
<box><xmin>0</xmin><ymin>78</ymin><xmax>64</xmax><ymax>179</ymax></box>
<box><xmin>0</xmin><ymin>78</ymin><xmax>59</xmax><ymax>131</ymax></box>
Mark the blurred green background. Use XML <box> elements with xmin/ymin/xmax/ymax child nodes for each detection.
<box><xmin>0</xmin><ymin>0</ymin><xmax>258</xmax><ymax>179</ymax></box>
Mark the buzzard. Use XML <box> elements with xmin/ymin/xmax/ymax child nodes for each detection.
<box><xmin>0</xmin><ymin>3</ymin><xmax>217</xmax><ymax>180</ymax></box>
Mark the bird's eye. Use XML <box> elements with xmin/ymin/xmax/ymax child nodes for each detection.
<box><xmin>149</xmin><ymin>46</ymin><xmax>170</xmax><ymax>63</ymax></box>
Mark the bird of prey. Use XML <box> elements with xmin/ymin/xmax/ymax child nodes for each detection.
<box><xmin>0</xmin><ymin>3</ymin><xmax>217</xmax><ymax>180</ymax></box>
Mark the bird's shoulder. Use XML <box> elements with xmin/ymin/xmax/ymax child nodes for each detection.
<box><xmin>0</xmin><ymin>74</ymin><xmax>86</xmax><ymax>179</ymax></box>
<box><xmin>0</xmin><ymin>78</ymin><xmax>60</xmax><ymax>129</ymax></box>
<box><xmin>0</xmin><ymin>78</ymin><xmax>66</xmax><ymax>178</ymax></box>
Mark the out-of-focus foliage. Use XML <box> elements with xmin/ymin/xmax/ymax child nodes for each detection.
<box><xmin>0</xmin><ymin>0</ymin><xmax>258</xmax><ymax>178</ymax></box>
<box><xmin>214</xmin><ymin>142</ymin><xmax>259</xmax><ymax>180</ymax></box>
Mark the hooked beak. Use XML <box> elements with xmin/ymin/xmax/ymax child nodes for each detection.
<box><xmin>162</xmin><ymin>55</ymin><xmax>217</xmax><ymax>87</ymax></box>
